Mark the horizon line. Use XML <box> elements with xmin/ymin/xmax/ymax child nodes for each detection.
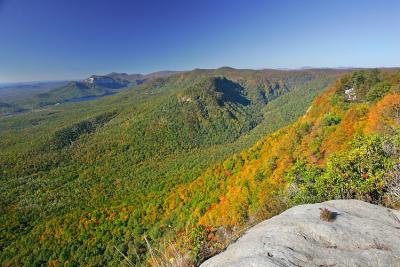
<box><xmin>1</xmin><ymin>66</ymin><xmax>399</xmax><ymax>85</ymax></box>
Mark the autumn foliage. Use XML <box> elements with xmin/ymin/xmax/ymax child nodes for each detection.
<box><xmin>366</xmin><ymin>93</ymin><xmax>400</xmax><ymax>134</ymax></box>
<box><xmin>1</xmin><ymin>69</ymin><xmax>399</xmax><ymax>266</ymax></box>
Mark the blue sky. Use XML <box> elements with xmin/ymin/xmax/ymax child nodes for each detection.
<box><xmin>0</xmin><ymin>0</ymin><xmax>399</xmax><ymax>82</ymax></box>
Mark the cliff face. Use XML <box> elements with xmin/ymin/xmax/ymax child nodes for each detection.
<box><xmin>84</xmin><ymin>75</ymin><xmax>128</xmax><ymax>88</ymax></box>
<box><xmin>201</xmin><ymin>200</ymin><xmax>400</xmax><ymax>267</ymax></box>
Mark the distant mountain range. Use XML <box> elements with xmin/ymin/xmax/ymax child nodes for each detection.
<box><xmin>107</xmin><ymin>70</ymin><xmax>182</xmax><ymax>85</ymax></box>
<box><xmin>0</xmin><ymin>81</ymin><xmax>69</xmax><ymax>100</ymax></box>
<box><xmin>42</xmin><ymin>71</ymin><xmax>182</xmax><ymax>105</ymax></box>
<box><xmin>0</xmin><ymin>71</ymin><xmax>182</xmax><ymax>113</ymax></box>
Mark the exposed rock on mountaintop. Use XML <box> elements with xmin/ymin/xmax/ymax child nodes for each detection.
<box><xmin>201</xmin><ymin>200</ymin><xmax>400</xmax><ymax>267</ymax></box>
<box><xmin>84</xmin><ymin>75</ymin><xmax>128</xmax><ymax>88</ymax></box>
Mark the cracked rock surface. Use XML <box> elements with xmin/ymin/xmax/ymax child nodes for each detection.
<box><xmin>201</xmin><ymin>200</ymin><xmax>400</xmax><ymax>267</ymax></box>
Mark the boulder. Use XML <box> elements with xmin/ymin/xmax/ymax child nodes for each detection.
<box><xmin>201</xmin><ymin>200</ymin><xmax>400</xmax><ymax>267</ymax></box>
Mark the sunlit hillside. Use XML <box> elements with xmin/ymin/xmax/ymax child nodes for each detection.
<box><xmin>0</xmin><ymin>68</ymin><xmax>344</xmax><ymax>266</ymax></box>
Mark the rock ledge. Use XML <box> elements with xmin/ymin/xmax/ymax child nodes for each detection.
<box><xmin>201</xmin><ymin>200</ymin><xmax>400</xmax><ymax>267</ymax></box>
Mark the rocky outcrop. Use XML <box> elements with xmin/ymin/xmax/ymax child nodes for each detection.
<box><xmin>84</xmin><ymin>75</ymin><xmax>128</xmax><ymax>88</ymax></box>
<box><xmin>344</xmin><ymin>87</ymin><xmax>357</xmax><ymax>101</ymax></box>
<box><xmin>201</xmin><ymin>200</ymin><xmax>400</xmax><ymax>267</ymax></box>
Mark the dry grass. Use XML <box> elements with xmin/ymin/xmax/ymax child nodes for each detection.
<box><xmin>319</xmin><ymin>208</ymin><xmax>336</xmax><ymax>222</ymax></box>
<box><xmin>369</xmin><ymin>240</ymin><xmax>391</xmax><ymax>251</ymax></box>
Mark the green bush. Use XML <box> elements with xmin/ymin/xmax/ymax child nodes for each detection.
<box><xmin>286</xmin><ymin>133</ymin><xmax>399</xmax><ymax>205</ymax></box>
<box><xmin>323</xmin><ymin>113</ymin><xmax>341</xmax><ymax>126</ymax></box>
<box><xmin>366</xmin><ymin>82</ymin><xmax>391</xmax><ymax>102</ymax></box>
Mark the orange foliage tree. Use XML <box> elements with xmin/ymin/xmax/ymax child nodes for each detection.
<box><xmin>366</xmin><ymin>94</ymin><xmax>400</xmax><ymax>134</ymax></box>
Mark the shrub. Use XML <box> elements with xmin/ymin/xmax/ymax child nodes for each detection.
<box><xmin>323</xmin><ymin>113</ymin><xmax>341</xmax><ymax>126</ymax></box>
<box><xmin>286</xmin><ymin>133</ymin><xmax>399</xmax><ymax>206</ymax></box>
<box><xmin>319</xmin><ymin>208</ymin><xmax>336</xmax><ymax>222</ymax></box>
<box><xmin>317</xmin><ymin>134</ymin><xmax>388</xmax><ymax>203</ymax></box>
<box><xmin>384</xmin><ymin>164</ymin><xmax>400</xmax><ymax>206</ymax></box>
<box><xmin>366</xmin><ymin>82</ymin><xmax>391</xmax><ymax>102</ymax></box>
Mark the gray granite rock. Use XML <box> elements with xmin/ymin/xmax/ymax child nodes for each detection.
<box><xmin>201</xmin><ymin>200</ymin><xmax>400</xmax><ymax>267</ymax></box>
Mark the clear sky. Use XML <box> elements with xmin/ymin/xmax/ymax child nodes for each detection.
<box><xmin>0</xmin><ymin>0</ymin><xmax>399</xmax><ymax>82</ymax></box>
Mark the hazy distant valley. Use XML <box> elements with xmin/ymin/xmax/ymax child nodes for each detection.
<box><xmin>0</xmin><ymin>71</ymin><xmax>182</xmax><ymax>115</ymax></box>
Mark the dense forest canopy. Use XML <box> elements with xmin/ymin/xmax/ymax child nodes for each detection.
<box><xmin>1</xmin><ymin>68</ymin><xmax>399</xmax><ymax>266</ymax></box>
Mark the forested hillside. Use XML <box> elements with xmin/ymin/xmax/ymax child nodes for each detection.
<box><xmin>0</xmin><ymin>68</ymin><xmax>359</xmax><ymax>266</ymax></box>
<box><xmin>150</xmin><ymin>69</ymin><xmax>400</xmax><ymax>265</ymax></box>
<box><xmin>1</xmin><ymin>0</ymin><xmax>398</xmax><ymax>265</ymax></box>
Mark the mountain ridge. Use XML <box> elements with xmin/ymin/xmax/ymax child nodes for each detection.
<box><xmin>1</xmin><ymin>68</ymin><xmax>399</xmax><ymax>266</ymax></box>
